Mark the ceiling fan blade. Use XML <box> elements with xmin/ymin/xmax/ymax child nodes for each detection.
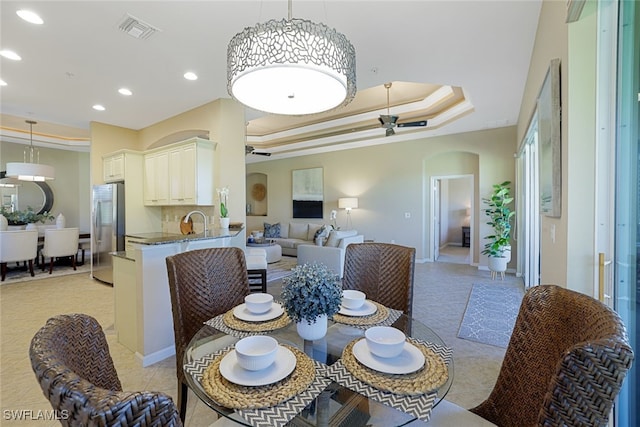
<box><xmin>397</xmin><ymin>120</ymin><xmax>428</xmax><ymax>128</ymax></box>
<box><xmin>253</xmin><ymin>151</ymin><xmax>271</xmax><ymax>156</ymax></box>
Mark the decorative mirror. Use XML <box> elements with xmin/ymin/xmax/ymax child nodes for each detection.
<box><xmin>0</xmin><ymin>172</ymin><xmax>54</xmax><ymax>214</ymax></box>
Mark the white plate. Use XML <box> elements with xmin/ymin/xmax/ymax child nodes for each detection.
<box><xmin>219</xmin><ymin>345</ymin><xmax>296</xmax><ymax>386</ymax></box>
<box><xmin>352</xmin><ymin>338</ymin><xmax>425</xmax><ymax>374</ymax></box>
<box><xmin>338</xmin><ymin>300</ymin><xmax>377</xmax><ymax>317</ymax></box>
<box><xmin>233</xmin><ymin>302</ymin><xmax>284</xmax><ymax>322</ymax></box>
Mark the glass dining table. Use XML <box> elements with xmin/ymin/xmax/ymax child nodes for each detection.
<box><xmin>184</xmin><ymin>309</ymin><xmax>454</xmax><ymax>427</ymax></box>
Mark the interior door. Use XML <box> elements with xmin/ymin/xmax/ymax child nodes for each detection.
<box><xmin>432</xmin><ymin>179</ymin><xmax>440</xmax><ymax>261</ymax></box>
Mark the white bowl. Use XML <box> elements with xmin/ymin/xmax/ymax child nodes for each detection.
<box><xmin>365</xmin><ymin>326</ymin><xmax>406</xmax><ymax>358</ymax></box>
<box><xmin>342</xmin><ymin>290</ymin><xmax>366</xmax><ymax>309</ymax></box>
<box><xmin>244</xmin><ymin>293</ymin><xmax>273</xmax><ymax>314</ymax></box>
<box><xmin>234</xmin><ymin>336</ymin><xmax>278</xmax><ymax>371</ymax></box>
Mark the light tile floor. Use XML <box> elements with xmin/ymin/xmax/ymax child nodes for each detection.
<box><xmin>0</xmin><ymin>262</ymin><xmax>523</xmax><ymax>426</ymax></box>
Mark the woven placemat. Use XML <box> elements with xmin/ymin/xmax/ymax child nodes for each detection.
<box><xmin>333</xmin><ymin>301</ymin><xmax>390</xmax><ymax>326</ymax></box>
<box><xmin>202</xmin><ymin>344</ymin><xmax>315</xmax><ymax>409</ymax></box>
<box><xmin>222</xmin><ymin>308</ymin><xmax>291</xmax><ymax>332</ymax></box>
<box><xmin>341</xmin><ymin>337</ymin><xmax>448</xmax><ymax>396</ymax></box>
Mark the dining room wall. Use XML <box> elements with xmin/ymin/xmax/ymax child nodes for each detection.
<box><xmin>0</xmin><ymin>141</ymin><xmax>90</xmax><ymax>231</ymax></box>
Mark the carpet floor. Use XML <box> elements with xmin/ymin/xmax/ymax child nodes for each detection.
<box><xmin>457</xmin><ymin>283</ymin><xmax>524</xmax><ymax>348</ymax></box>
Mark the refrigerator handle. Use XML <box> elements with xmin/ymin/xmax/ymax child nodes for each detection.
<box><xmin>95</xmin><ymin>201</ymin><xmax>102</xmax><ymax>242</ymax></box>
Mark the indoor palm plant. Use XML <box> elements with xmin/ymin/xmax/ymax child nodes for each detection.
<box><xmin>281</xmin><ymin>262</ymin><xmax>342</xmax><ymax>340</ymax></box>
<box><xmin>481</xmin><ymin>181</ymin><xmax>515</xmax><ymax>274</ymax></box>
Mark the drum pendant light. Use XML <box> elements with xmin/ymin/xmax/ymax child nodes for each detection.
<box><xmin>6</xmin><ymin>120</ymin><xmax>55</xmax><ymax>181</ymax></box>
<box><xmin>227</xmin><ymin>0</ymin><xmax>356</xmax><ymax>115</ymax></box>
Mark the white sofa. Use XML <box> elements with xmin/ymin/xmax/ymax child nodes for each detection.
<box><xmin>263</xmin><ymin>222</ymin><xmax>326</xmax><ymax>256</ymax></box>
<box><xmin>296</xmin><ymin>229</ymin><xmax>364</xmax><ymax>277</ymax></box>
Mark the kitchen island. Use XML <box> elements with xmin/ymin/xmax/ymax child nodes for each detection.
<box><xmin>112</xmin><ymin>228</ymin><xmax>244</xmax><ymax>366</ymax></box>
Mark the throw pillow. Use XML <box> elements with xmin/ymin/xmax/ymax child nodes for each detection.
<box><xmin>263</xmin><ymin>222</ymin><xmax>281</xmax><ymax>238</ymax></box>
<box><xmin>307</xmin><ymin>223</ymin><xmax>324</xmax><ymax>241</ymax></box>
<box><xmin>325</xmin><ymin>230</ymin><xmax>340</xmax><ymax>247</ymax></box>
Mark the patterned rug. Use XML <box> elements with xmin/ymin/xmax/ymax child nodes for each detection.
<box><xmin>457</xmin><ymin>283</ymin><xmax>524</xmax><ymax>348</ymax></box>
<box><xmin>267</xmin><ymin>256</ymin><xmax>297</xmax><ymax>283</ymax></box>
<box><xmin>0</xmin><ymin>261</ymin><xmax>91</xmax><ymax>285</ymax></box>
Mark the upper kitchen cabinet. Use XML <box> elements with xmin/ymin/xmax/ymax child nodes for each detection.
<box><xmin>103</xmin><ymin>152</ymin><xmax>125</xmax><ymax>182</ymax></box>
<box><xmin>144</xmin><ymin>137</ymin><xmax>216</xmax><ymax>206</ymax></box>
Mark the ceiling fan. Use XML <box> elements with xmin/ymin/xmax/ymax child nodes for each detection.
<box><xmin>379</xmin><ymin>82</ymin><xmax>428</xmax><ymax>136</ymax></box>
<box><xmin>245</xmin><ymin>145</ymin><xmax>271</xmax><ymax>156</ymax></box>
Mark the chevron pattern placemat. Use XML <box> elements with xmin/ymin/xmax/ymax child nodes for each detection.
<box><xmin>324</xmin><ymin>339</ymin><xmax>453</xmax><ymax>423</ymax></box>
<box><xmin>184</xmin><ymin>346</ymin><xmax>331</xmax><ymax>427</ymax></box>
<box><xmin>333</xmin><ymin>306</ymin><xmax>403</xmax><ymax>329</ymax></box>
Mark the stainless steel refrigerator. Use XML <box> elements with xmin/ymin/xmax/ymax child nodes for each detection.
<box><xmin>91</xmin><ymin>182</ymin><xmax>125</xmax><ymax>284</ymax></box>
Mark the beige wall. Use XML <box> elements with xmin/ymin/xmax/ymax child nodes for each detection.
<box><xmin>246</xmin><ymin>126</ymin><xmax>516</xmax><ymax>265</ymax></box>
<box><xmin>516</xmin><ymin>0</ymin><xmax>598</xmax><ymax>294</ymax></box>
<box><xmin>1</xmin><ymin>141</ymin><xmax>90</xmax><ymax>231</ymax></box>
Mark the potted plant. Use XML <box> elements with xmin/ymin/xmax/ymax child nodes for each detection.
<box><xmin>216</xmin><ymin>186</ymin><xmax>230</xmax><ymax>228</ymax></box>
<box><xmin>0</xmin><ymin>206</ymin><xmax>54</xmax><ymax>226</ymax></box>
<box><xmin>281</xmin><ymin>262</ymin><xmax>342</xmax><ymax>340</ymax></box>
<box><xmin>481</xmin><ymin>181</ymin><xmax>515</xmax><ymax>276</ymax></box>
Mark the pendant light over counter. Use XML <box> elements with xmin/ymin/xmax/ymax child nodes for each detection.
<box><xmin>227</xmin><ymin>0</ymin><xmax>356</xmax><ymax>116</ymax></box>
<box><xmin>6</xmin><ymin>120</ymin><xmax>55</xmax><ymax>181</ymax></box>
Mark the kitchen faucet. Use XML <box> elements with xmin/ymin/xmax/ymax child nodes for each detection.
<box><xmin>184</xmin><ymin>210</ymin><xmax>208</xmax><ymax>235</ymax></box>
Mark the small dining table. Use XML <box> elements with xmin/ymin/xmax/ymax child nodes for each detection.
<box><xmin>184</xmin><ymin>306</ymin><xmax>454</xmax><ymax>427</ymax></box>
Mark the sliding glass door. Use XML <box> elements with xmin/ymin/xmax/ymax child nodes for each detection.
<box><xmin>614</xmin><ymin>1</ymin><xmax>638</xmax><ymax>425</ymax></box>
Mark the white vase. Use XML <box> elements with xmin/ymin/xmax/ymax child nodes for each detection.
<box><xmin>0</xmin><ymin>214</ymin><xmax>7</xmax><ymax>231</ymax></box>
<box><xmin>56</xmin><ymin>213</ymin><xmax>66</xmax><ymax>229</ymax></box>
<box><xmin>219</xmin><ymin>217</ymin><xmax>230</xmax><ymax>228</ymax></box>
<box><xmin>296</xmin><ymin>314</ymin><xmax>328</xmax><ymax>341</ymax></box>
<box><xmin>25</xmin><ymin>223</ymin><xmax>38</xmax><ymax>231</ymax></box>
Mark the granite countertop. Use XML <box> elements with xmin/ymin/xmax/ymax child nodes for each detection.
<box><xmin>125</xmin><ymin>228</ymin><xmax>243</xmax><ymax>245</ymax></box>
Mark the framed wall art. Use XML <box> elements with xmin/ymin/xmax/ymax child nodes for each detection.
<box><xmin>292</xmin><ymin>167</ymin><xmax>323</xmax><ymax>218</ymax></box>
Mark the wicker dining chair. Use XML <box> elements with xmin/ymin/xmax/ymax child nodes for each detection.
<box><xmin>166</xmin><ymin>247</ymin><xmax>251</xmax><ymax>422</ymax></box>
<box><xmin>29</xmin><ymin>313</ymin><xmax>182</xmax><ymax>426</ymax></box>
<box><xmin>342</xmin><ymin>243</ymin><xmax>416</xmax><ymax>318</ymax></box>
<box><xmin>470</xmin><ymin>284</ymin><xmax>634</xmax><ymax>427</ymax></box>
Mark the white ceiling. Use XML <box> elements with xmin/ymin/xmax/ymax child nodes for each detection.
<box><xmin>0</xmin><ymin>1</ymin><xmax>542</xmax><ymax>160</ymax></box>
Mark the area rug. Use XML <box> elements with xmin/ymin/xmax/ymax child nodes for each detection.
<box><xmin>267</xmin><ymin>256</ymin><xmax>297</xmax><ymax>283</ymax></box>
<box><xmin>0</xmin><ymin>262</ymin><xmax>91</xmax><ymax>286</ymax></box>
<box><xmin>457</xmin><ymin>283</ymin><xmax>524</xmax><ymax>348</ymax></box>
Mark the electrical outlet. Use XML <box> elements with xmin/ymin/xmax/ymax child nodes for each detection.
<box><xmin>404</xmin><ymin>212</ymin><xmax>411</xmax><ymax>219</ymax></box>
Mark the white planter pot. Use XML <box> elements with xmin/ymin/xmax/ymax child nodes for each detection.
<box><xmin>296</xmin><ymin>314</ymin><xmax>328</xmax><ymax>341</ymax></box>
<box><xmin>502</xmin><ymin>245</ymin><xmax>512</xmax><ymax>262</ymax></box>
<box><xmin>488</xmin><ymin>256</ymin><xmax>508</xmax><ymax>273</ymax></box>
<box><xmin>219</xmin><ymin>217</ymin><xmax>230</xmax><ymax>228</ymax></box>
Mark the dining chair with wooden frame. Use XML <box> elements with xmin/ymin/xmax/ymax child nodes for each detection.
<box><xmin>30</xmin><ymin>313</ymin><xmax>182</xmax><ymax>426</ymax></box>
<box><xmin>342</xmin><ymin>243</ymin><xmax>416</xmax><ymax>319</ymax></box>
<box><xmin>40</xmin><ymin>227</ymin><xmax>79</xmax><ymax>274</ymax></box>
<box><xmin>166</xmin><ymin>247</ymin><xmax>251</xmax><ymax>423</ymax></box>
<box><xmin>470</xmin><ymin>284</ymin><xmax>634</xmax><ymax>427</ymax></box>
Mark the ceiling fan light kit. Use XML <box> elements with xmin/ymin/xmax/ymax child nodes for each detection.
<box><xmin>227</xmin><ymin>0</ymin><xmax>356</xmax><ymax>115</ymax></box>
<box><xmin>6</xmin><ymin>120</ymin><xmax>55</xmax><ymax>181</ymax></box>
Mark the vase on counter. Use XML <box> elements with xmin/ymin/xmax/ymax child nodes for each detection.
<box><xmin>219</xmin><ymin>217</ymin><xmax>230</xmax><ymax>229</ymax></box>
<box><xmin>56</xmin><ymin>213</ymin><xmax>66</xmax><ymax>229</ymax></box>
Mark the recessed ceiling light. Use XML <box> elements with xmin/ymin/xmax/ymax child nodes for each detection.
<box><xmin>16</xmin><ymin>9</ymin><xmax>43</xmax><ymax>25</ymax></box>
<box><xmin>0</xmin><ymin>50</ymin><xmax>21</xmax><ymax>61</ymax></box>
<box><xmin>0</xmin><ymin>79</ymin><xmax>6</xmax><ymax>86</ymax></box>
<box><xmin>118</xmin><ymin>88</ymin><xmax>133</xmax><ymax>96</ymax></box>
<box><xmin>93</xmin><ymin>104</ymin><xmax>106</xmax><ymax>111</ymax></box>
<box><xmin>184</xmin><ymin>72</ymin><xmax>198</xmax><ymax>81</ymax></box>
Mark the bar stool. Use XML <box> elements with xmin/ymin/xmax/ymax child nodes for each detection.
<box><xmin>245</xmin><ymin>249</ymin><xmax>267</xmax><ymax>293</ymax></box>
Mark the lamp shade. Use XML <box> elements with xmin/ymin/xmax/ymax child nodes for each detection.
<box><xmin>6</xmin><ymin>162</ymin><xmax>55</xmax><ymax>181</ymax></box>
<box><xmin>338</xmin><ymin>197</ymin><xmax>358</xmax><ymax>210</ymax></box>
<box><xmin>227</xmin><ymin>17</ymin><xmax>356</xmax><ymax>115</ymax></box>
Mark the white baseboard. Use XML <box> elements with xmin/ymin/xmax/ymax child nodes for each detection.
<box><xmin>136</xmin><ymin>345</ymin><xmax>176</xmax><ymax>367</ymax></box>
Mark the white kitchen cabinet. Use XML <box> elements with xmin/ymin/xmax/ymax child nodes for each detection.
<box><xmin>144</xmin><ymin>138</ymin><xmax>215</xmax><ymax>206</ymax></box>
<box><xmin>103</xmin><ymin>153</ymin><xmax>125</xmax><ymax>182</ymax></box>
<box><xmin>144</xmin><ymin>151</ymin><xmax>170</xmax><ymax>206</ymax></box>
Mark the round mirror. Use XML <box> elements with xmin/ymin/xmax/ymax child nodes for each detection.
<box><xmin>0</xmin><ymin>174</ymin><xmax>54</xmax><ymax>214</ymax></box>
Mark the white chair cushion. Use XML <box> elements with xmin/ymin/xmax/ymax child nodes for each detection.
<box><xmin>41</xmin><ymin>228</ymin><xmax>79</xmax><ymax>258</ymax></box>
<box><xmin>0</xmin><ymin>230</ymin><xmax>38</xmax><ymax>262</ymax></box>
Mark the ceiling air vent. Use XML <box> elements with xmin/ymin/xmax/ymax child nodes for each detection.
<box><xmin>118</xmin><ymin>13</ymin><xmax>160</xmax><ymax>40</ymax></box>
